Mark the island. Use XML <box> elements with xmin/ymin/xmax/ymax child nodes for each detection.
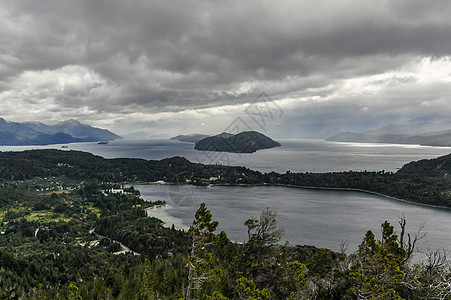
<box><xmin>194</xmin><ymin>131</ymin><xmax>281</xmax><ymax>153</ymax></box>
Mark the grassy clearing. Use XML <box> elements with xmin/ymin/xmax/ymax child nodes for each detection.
<box><xmin>43</xmin><ymin>189</ymin><xmax>72</xmax><ymax>195</ymax></box>
<box><xmin>25</xmin><ymin>211</ymin><xmax>72</xmax><ymax>223</ymax></box>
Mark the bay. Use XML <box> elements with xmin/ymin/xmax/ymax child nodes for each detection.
<box><xmin>140</xmin><ymin>184</ymin><xmax>451</xmax><ymax>256</ymax></box>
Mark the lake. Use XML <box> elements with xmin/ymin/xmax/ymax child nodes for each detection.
<box><xmin>2</xmin><ymin>138</ymin><xmax>451</xmax><ymax>173</ymax></box>
<box><xmin>2</xmin><ymin>138</ymin><xmax>451</xmax><ymax>256</ymax></box>
<box><xmin>140</xmin><ymin>184</ymin><xmax>451</xmax><ymax>256</ymax></box>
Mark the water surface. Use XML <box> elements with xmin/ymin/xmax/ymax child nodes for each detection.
<box><xmin>1</xmin><ymin>138</ymin><xmax>450</xmax><ymax>173</ymax></box>
<box><xmin>139</xmin><ymin>184</ymin><xmax>451</xmax><ymax>255</ymax></box>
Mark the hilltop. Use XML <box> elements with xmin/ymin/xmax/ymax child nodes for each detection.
<box><xmin>194</xmin><ymin>131</ymin><xmax>281</xmax><ymax>153</ymax></box>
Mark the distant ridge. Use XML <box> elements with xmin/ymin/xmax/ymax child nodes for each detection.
<box><xmin>194</xmin><ymin>131</ymin><xmax>281</xmax><ymax>153</ymax></box>
<box><xmin>170</xmin><ymin>133</ymin><xmax>210</xmax><ymax>143</ymax></box>
<box><xmin>0</xmin><ymin>117</ymin><xmax>121</xmax><ymax>146</ymax></box>
<box><xmin>326</xmin><ymin>130</ymin><xmax>451</xmax><ymax>147</ymax></box>
<box><xmin>170</xmin><ymin>132</ymin><xmax>236</xmax><ymax>143</ymax></box>
<box><xmin>326</xmin><ymin>119</ymin><xmax>451</xmax><ymax>147</ymax></box>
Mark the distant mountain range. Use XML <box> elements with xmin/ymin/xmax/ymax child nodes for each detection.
<box><xmin>193</xmin><ymin>131</ymin><xmax>281</xmax><ymax>153</ymax></box>
<box><xmin>170</xmin><ymin>133</ymin><xmax>211</xmax><ymax>143</ymax></box>
<box><xmin>0</xmin><ymin>118</ymin><xmax>121</xmax><ymax>146</ymax></box>
<box><xmin>326</xmin><ymin>120</ymin><xmax>451</xmax><ymax>147</ymax></box>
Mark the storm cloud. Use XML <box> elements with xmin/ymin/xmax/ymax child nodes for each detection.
<box><xmin>1</xmin><ymin>0</ymin><xmax>451</xmax><ymax>137</ymax></box>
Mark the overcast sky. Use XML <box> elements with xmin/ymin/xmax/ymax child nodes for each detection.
<box><xmin>1</xmin><ymin>0</ymin><xmax>451</xmax><ymax>138</ymax></box>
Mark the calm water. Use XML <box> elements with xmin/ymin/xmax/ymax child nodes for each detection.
<box><xmin>140</xmin><ymin>184</ymin><xmax>451</xmax><ymax>255</ymax></box>
<box><xmin>2</xmin><ymin>138</ymin><xmax>450</xmax><ymax>173</ymax></box>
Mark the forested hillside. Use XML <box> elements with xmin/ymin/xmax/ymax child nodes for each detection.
<box><xmin>1</xmin><ymin>182</ymin><xmax>450</xmax><ymax>299</ymax></box>
<box><xmin>1</xmin><ymin>149</ymin><xmax>451</xmax><ymax>298</ymax></box>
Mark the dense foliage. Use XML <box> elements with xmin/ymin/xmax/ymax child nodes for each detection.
<box><xmin>1</xmin><ymin>181</ymin><xmax>450</xmax><ymax>299</ymax></box>
<box><xmin>1</xmin><ymin>149</ymin><xmax>451</xmax><ymax>299</ymax></box>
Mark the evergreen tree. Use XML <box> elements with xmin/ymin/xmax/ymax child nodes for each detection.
<box><xmin>348</xmin><ymin>221</ymin><xmax>406</xmax><ymax>299</ymax></box>
<box><xmin>187</xmin><ymin>203</ymin><xmax>223</xmax><ymax>300</ymax></box>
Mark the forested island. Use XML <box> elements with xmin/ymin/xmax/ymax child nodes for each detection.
<box><xmin>1</xmin><ymin>149</ymin><xmax>451</xmax><ymax>299</ymax></box>
<box><xmin>194</xmin><ymin>131</ymin><xmax>281</xmax><ymax>153</ymax></box>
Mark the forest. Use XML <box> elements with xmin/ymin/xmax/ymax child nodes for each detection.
<box><xmin>1</xmin><ymin>182</ymin><xmax>450</xmax><ymax>299</ymax></box>
<box><xmin>1</xmin><ymin>149</ymin><xmax>451</xmax><ymax>298</ymax></box>
<box><xmin>1</xmin><ymin>149</ymin><xmax>451</xmax><ymax>207</ymax></box>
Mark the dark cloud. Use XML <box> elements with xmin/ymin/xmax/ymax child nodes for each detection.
<box><xmin>1</xmin><ymin>0</ymin><xmax>451</xmax><ymax>136</ymax></box>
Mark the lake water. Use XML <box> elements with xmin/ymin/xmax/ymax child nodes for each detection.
<box><xmin>140</xmin><ymin>184</ymin><xmax>451</xmax><ymax>256</ymax></box>
<box><xmin>3</xmin><ymin>138</ymin><xmax>451</xmax><ymax>256</ymax></box>
<box><xmin>2</xmin><ymin>138</ymin><xmax>451</xmax><ymax>173</ymax></box>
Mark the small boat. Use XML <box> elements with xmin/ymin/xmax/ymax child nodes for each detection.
<box><xmin>97</xmin><ymin>141</ymin><xmax>108</xmax><ymax>145</ymax></box>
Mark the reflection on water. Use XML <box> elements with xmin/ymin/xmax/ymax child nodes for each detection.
<box><xmin>138</xmin><ymin>184</ymin><xmax>451</xmax><ymax>256</ymax></box>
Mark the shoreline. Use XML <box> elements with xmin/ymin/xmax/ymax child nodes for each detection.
<box><xmin>213</xmin><ymin>183</ymin><xmax>451</xmax><ymax>211</ymax></box>
<box><xmin>274</xmin><ymin>184</ymin><xmax>451</xmax><ymax>211</ymax></box>
<box><xmin>145</xmin><ymin>204</ymin><xmax>189</xmax><ymax>231</ymax></box>
<box><xmin>135</xmin><ymin>181</ymin><xmax>451</xmax><ymax>212</ymax></box>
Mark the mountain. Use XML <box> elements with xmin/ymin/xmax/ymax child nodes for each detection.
<box><xmin>364</xmin><ymin>118</ymin><xmax>451</xmax><ymax>136</ymax></box>
<box><xmin>24</xmin><ymin>119</ymin><xmax>121</xmax><ymax>141</ymax></box>
<box><xmin>170</xmin><ymin>133</ymin><xmax>211</xmax><ymax>143</ymax></box>
<box><xmin>326</xmin><ymin>118</ymin><xmax>451</xmax><ymax>146</ymax></box>
<box><xmin>326</xmin><ymin>129</ymin><xmax>451</xmax><ymax>147</ymax></box>
<box><xmin>194</xmin><ymin>131</ymin><xmax>281</xmax><ymax>153</ymax></box>
<box><xmin>0</xmin><ymin>117</ymin><xmax>121</xmax><ymax>146</ymax></box>
<box><xmin>215</xmin><ymin>132</ymin><xmax>234</xmax><ymax>139</ymax></box>
<box><xmin>170</xmin><ymin>132</ymin><xmax>236</xmax><ymax>143</ymax></box>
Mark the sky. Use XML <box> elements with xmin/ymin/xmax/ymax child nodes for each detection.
<box><xmin>1</xmin><ymin>0</ymin><xmax>451</xmax><ymax>138</ymax></box>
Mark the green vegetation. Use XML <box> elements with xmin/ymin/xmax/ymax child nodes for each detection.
<box><xmin>1</xmin><ymin>183</ymin><xmax>451</xmax><ymax>298</ymax></box>
<box><xmin>1</xmin><ymin>149</ymin><xmax>451</xmax><ymax>207</ymax></box>
<box><xmin>0</xmin><ymin>182</ymin><xmax>151</xmax><ymax>297</ymax></box>
<box><xmin>1</xmin><ymin>149</ymin><xmax>451</xmax><ymax>298</ymax></box>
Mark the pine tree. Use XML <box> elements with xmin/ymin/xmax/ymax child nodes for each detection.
<box><xmin>186</xmin><ymin>203</ymin><xmax>222</xmax><ymax>300</ymax></box>
<box><xmin>348</xmin><ymin>221</ymin><xmax>406</xmax><ymax>299</ymax></box>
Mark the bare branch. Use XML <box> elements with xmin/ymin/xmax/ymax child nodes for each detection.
<box><xmin>398</xmin><ymin>216</ymin><xmax>425</xmax><ymax>264</ymax></box>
